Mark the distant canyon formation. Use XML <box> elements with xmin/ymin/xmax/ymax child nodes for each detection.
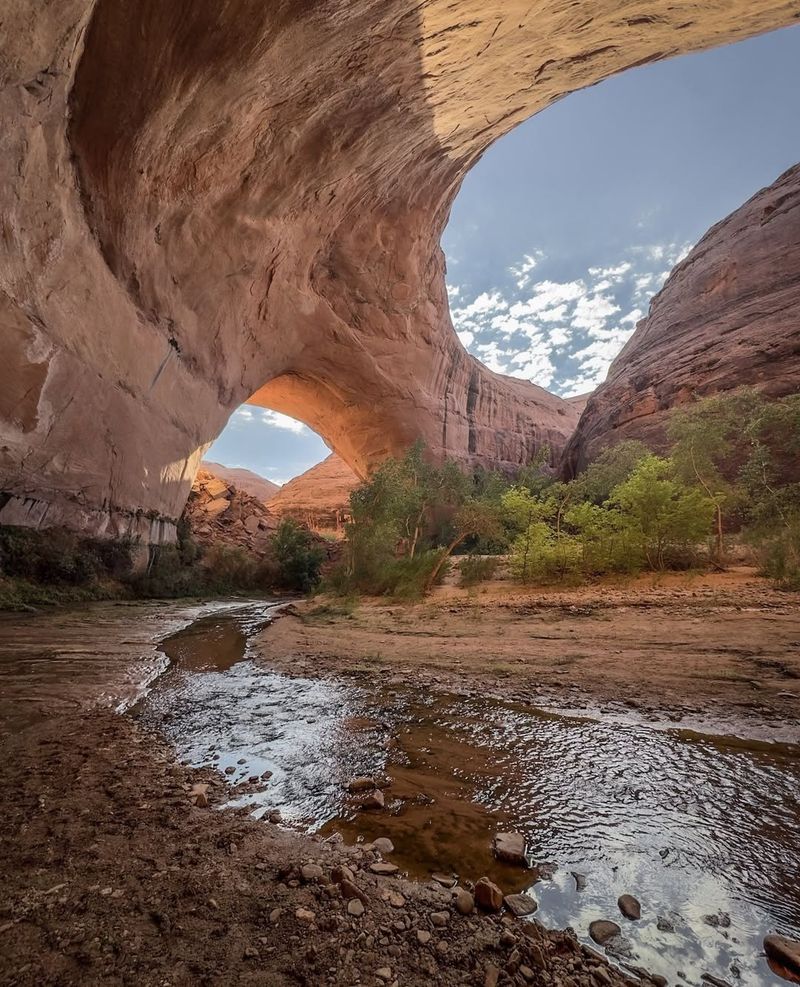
<box><xmin>2</xmin><ymin>1</ymin><xmax>799</xmax><ymax>541</ymax></box>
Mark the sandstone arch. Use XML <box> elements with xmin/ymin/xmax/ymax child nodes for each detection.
<box><xmin>1</xmin><ymin>0</ymin><xmax>798</xmax><ymax>540</ymax></box>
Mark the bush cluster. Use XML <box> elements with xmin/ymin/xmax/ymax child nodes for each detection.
<box><xmin>327</xmin><ymin>389</ymin><xmax>800</xmax><ymax>597</ymax></box>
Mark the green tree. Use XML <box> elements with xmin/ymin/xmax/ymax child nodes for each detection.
<box><xmin>425</xmin><ymin>499</ymin><xmax>503</xmax><ymax>591</ymax></box>
<box><xmin>668</xmin><ymin>396</ymin><xmax>743</xmax><ymax>565</ymax></box>
<box><xmin>609</xmin><ymin>455</ymin><xmax>714</xmax><ymax>569</ymax></box>
<box><xmin>573</xmin><ymin>440</ymin><xmax>650</xmax><ymax>504</ymax></box>
<box><xmin>271</xmin><ymin>519</ymin><xmax>324</xmax><ymax>592</ymax></box>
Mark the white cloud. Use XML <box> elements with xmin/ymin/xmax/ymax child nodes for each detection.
<box><xmin>260</xmin><ymin>410</ymin><xmax>306</xmax><ymax>434</ymax></box>
<box><xmin>234</xmin><ymin>407</ymin><xmax>254</xmax><ymax>421</ymax></box>
<box><xmin>457</xmin><ymin>329</ymin><xmax>475</xmax><ymax>347</ymax></box>
<box><xmin>509</xmin><ymin>250</ymin><xmax>545</xmax><ymax>289</ymax></box>
<box><xmin>446</xmin><ymin>238</ymin><xmax>694</xmax><ymax>394</ymax></box>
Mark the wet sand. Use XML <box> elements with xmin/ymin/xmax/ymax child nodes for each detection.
<box><xmin>260</xmin><ymin>568</ymin><xmax>800</xmax><ymax>742</ymax></box>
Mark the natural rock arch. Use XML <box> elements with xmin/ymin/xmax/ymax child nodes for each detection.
<box><xmin>1</xmin><ymin>0</ymin><xmax>798</xmax><ymax>539</ymax></box>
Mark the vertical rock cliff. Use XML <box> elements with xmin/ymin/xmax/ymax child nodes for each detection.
<box><xmin>2</xmin><ymin>0</ymin><xmax>798</xmax><ymax>538</ymax></box>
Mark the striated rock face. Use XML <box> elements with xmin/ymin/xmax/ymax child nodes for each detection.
<box><xmin>267</xmin><ymin>455</ymin><xmax>357</xmax><ymax>532</ymax></box>
<box><xmin>2</xmin><ymin>2</ymin><xmax>798</xmax><ymax>538</ymax></box>
<box><xmin>201</xmin><ymin>462</ymin><xmax>280</xmax><ymax>503</ymax></box>
<box><xmin>564</xmin><ymin>165</ymin><xmax>800</xmax><ymax>473</ymax></box>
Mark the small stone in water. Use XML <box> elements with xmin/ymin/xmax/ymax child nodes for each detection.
<box><xmin>492</xmin><ymin>832</ymin><xmax>527</xmax><ymax>867</ymax></box>
<box><xmin>589</xmin><ymin>920</ymin><xmax>621</xmax><ymax>945</ymax></box>
<box><xmin>571</xmin><ymin>871</ymin><xmax>587</xmax><ymax>891</ymax></box>
<box><xmin>474</xmin><ymin>877</ymin><xmax>503</xmax><ymax>913</ymax></box>
<box><xmin>431</xmin><ymin>872</ymin><xmax>457</xmax><ymax>888</ymax></box>
<box><xmin>359</xmin><ymin>789</ymin><xmax>385</xmax><ymax>810</ymax></box>
<box><xmin>370</xmin><ymin>862</ymin><xmax>398</xmax><ymax>876</ymax></box>
<box><xmin>372</xmin><ymin>837</ymin><xmax>394</xmax><ymax>854</ymax></box>
<box><xmin>657</xmin><ymin>915</ymin><xmax>675</xmax><ymax>932</ymax></box>
<box><xmin>764</xmin><ymin>935</ymin><xmax>800</xmax><ymax>975</ymax></box>
<box><xmin>618</xmin><ymin>894</ymin><xmax>641</xmax><ymax>920</ymax></box>
<box><xmin>347</xmin><ymin>776</ymin><xmax>375</xmax><ymax>792</ymax></box>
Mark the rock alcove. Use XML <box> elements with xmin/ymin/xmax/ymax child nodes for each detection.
<box><xmin>1</xmin><ymin>0</ymin><xmax>799</xmax><ymax>541</ymax></box>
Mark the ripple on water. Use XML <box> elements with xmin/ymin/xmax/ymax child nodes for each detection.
<box><xmin>134</xmin><ymin>605</ymin><xmax>800</xmax><ymax>987</ymax></box>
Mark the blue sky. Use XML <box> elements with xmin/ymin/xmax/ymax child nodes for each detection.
<box><xmin>208</xmin><ymin>24</ymin><xmax>800</xmax><ymax>483</ymax></box>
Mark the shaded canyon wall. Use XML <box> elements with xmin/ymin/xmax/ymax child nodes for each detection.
<box><xmin>2</xmin><ymin>0</ymin><xmax>800</xmax><ymax>538</ymax></box>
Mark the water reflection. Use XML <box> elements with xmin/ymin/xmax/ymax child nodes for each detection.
<box><xmin>135</xmin><ymin>605</ymin><xmax>800</xmax><ymax>987</ymax></box>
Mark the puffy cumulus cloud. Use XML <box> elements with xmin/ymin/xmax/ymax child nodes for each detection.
<box><xmin>233</xmin><ymin>407</ymin><xmax>254</xmax><ymax>422</ymax></box>
<box><xmin>446</xmin><ymin>238</ymin><xmax>695</xmax><ymax>396</ymax></box>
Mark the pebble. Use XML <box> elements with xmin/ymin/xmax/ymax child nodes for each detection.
<box><xmin>571</xmin><ymin>871</ymin><xmax>587</xmax><ymax>891</ymax></box>
<box><xmin>388</xmin><ymin>892</ymin><xmax>405</xmax><ymax>908</ymax></box>
<box><xmin>347</xmin><ymin>899</ymin><xmax>365</xmax><ymax>917</ymax></box>
<box><xmin>295</xmin><ymin>908</ymin><xmax>315</xmax><ymax>923</ymax></box>
<box><xmin>617</xmin><ymin>894</ymin><xmax>641</xmax><ymax>920</ymax></box>
<box><xmin>492</xmin><ymin>831</ymin><xmax>528</xmax><ymax>867</ymax></box>
<box><xmin>656</xmin><ymin>915</ymin><xmax>674</xmax><ymax>932</ymax></box>
<box><xmin>416</xmin><ymin>929</ymin><xmax>431</xmax><ymax>945</ymax></box>
<box><xmin>503</xmin><ymin>893</ymin><xmax>538</xmax><ymax>917</ymax></box>
<box><xmin>764</xmin><ymin>935</ymin><xmax>800</xmax><ymax>974</ymax></box>
<box><xmin>589</xmin><ymin>920</ymin><xmax>621</xmax><ymax>945</ymax></box>
<box><xmin>372</xmin><ymin>837</ymin><xmax>394</xmax><ymax>854</ymax></box>
<box><xmin>484</xmin><ymin>963</ymin><xmax>500</xmax><ymax>987</ymax></box>
<box><xmin>431</xmin><ymin>872</ymin><xmax>457</xmax><ymax>888</ymax></box>
<box><xmin>474</xmin><ymin>877</ymin><xmax>504</xmax><ymax>913</ymax></box>
<box><xmin>300</xmin><ymin>863</ymin><xmax>324</xmax><ymax>883</ymax></box>
<box><xmin>332</xmin><ymin>864</ymin><xmax>355</xmax><ymax>884</ymax></box>
<box><xmin>370</xmin><ymin>862</ymin><xmax>398</xmax><ymax>876</ymax></box>
<box><xmin>375</xmin><ymin>967</ymin><xmax>392</xmax><ymax>981</ymax></box>
<box><xmin>454</xmin><ymin>888</ymin><xmax>474</xmax><ymax>915</ymax></box>
<box><xmin>430</xmin><ymin>911</ymin><xmax>449</xmax><ymax>927</ymax></box>
<box><xmin>360</xmin><ymin>789</ymin><xmax>385</xmax><ymax>810</ymax></box>
<box><xmin>347</xmin><ymin>776</ymin><xmax>375</xmax><ymax>792</ymax></box>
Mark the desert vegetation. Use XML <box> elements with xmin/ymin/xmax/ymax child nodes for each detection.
<box><xmin>0</xmin><ymin>516</ymin><xmax>323</xmax><ymax>608</ymax></box>
<box><xmin>328</xmin><ymin>390</ymin><xmax>800</xmax><ymax>599</ymax></box>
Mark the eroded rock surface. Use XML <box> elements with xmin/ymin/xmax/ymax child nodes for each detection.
<box><xmin>267</xmin><ymin>454</ymin><xmax>357</xmax><ymax>531</ymax></box>
<box><xmin>2</xmin><ymin>1</ymin><xmax>798</xmax><ymax>537</ymax></box>
<box><xmin>564</xmin><ymin>164</ymin><xmax>800</xmax><ymax>473</ymax></box>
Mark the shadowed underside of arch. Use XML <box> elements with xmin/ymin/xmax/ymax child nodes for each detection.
<box><xmin>1</xmin><ymin>0</ymin><xmax>798</xmax><ymax>540</ymax></box>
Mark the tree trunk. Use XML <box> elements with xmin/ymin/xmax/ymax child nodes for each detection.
<box><xmin>425</xmin><ymin>533</ymin><xmax>467</xmax><ymax>592</ymax></box>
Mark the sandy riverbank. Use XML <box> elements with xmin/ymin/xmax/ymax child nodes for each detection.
<box><xmin>259</xmin><ymin>568</ymin><xmax>800</xmax><ymax>741</ymax></box>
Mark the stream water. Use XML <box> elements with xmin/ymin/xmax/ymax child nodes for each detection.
<box><xmin>130</xmin><ymin>601</ymin><xmax>800</xmax><ymax>987</ymax></box>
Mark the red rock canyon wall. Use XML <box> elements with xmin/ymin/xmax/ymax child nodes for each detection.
<box><xmin>1</xmin><ymin>0</ymin><xmax>799</xmax><ymax>538</ymax></box>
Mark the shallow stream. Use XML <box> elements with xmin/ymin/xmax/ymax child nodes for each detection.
<box><xmin>132</xmin><ymin>601</ymin><xmax>800</xmax><ymax>987</ymax></box>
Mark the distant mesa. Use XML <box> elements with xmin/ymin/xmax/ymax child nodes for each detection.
<box><xmin>267</xmin><ymin>455</ymin><xmax>357</xmax><ymax>533</ymax></box>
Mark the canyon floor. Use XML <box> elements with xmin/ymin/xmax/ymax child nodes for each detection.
<box><xmin>263</xmin><ymin>567</ymin><xmax>800</xmax><ymax>742</ymax></box>
<box><xmin>1</xmin><ymin>571</ymin><xmax>798</xmax><ymax>987</ymax></box>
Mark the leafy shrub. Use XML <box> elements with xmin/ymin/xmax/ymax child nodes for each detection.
<box><xmin>270</xmin><ymin>519</ymin><xmax>324</xmax><ymax>593</ymax></box>
<box><xmin>458</xmin><ymin>555</ymin><xmax>499</xmax><ymax>587</ymax></box>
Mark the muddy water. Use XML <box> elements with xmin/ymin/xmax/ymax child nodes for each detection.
<box><xmin>130</xmin><ymin>602</ymin><xmax>800</xmax><ymax>987</ymax></box>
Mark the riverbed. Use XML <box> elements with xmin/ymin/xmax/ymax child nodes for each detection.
<box><xmin>130</xmin><ymin>601</ymin><xmax>800</xmax><ymax>987</ymax></box>
<box><xmin>1</xmin><ymin>594</ymin><xmax>799</xmax><ymax>986</ymax></box>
